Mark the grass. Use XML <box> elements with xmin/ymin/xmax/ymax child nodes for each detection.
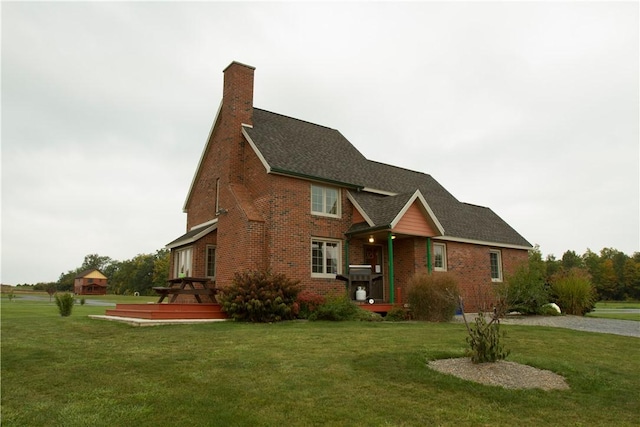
<box><xmin>594</xmin><ymin>301</ymin><xmax>640</xmax><ymax>309</ymax></box>
<box><xmin>6</xmin><ymin>290</ymin><xmax>158</xmax><ymax>304</ymax></box>
<box><xmin>586</xmin><ymin>301</ymin><xmax>640</xmax><ymax>321</ymax></box>
<box><xmin>2</xmin><ymin>296</ymin><xmax>639</xmax><ymax>426</ymax></box>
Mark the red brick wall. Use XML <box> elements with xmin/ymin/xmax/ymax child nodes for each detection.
<box><xmin>439</xmin><ymin>240</ymin><xmax>528</xmax><ymax>312</ymax></box>
<box><xmin>185</xmin><ymin>62</ymin><xmax>255</xmax><ymax>229</ymax></box>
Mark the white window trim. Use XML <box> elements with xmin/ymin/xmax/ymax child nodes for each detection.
<box><xmin>311</xmin><ymin>237</ymin><xmax>342</xmax><ymax>278</ymax></box>
<box><xmin>490</xmin><ymin>249</ymin><xmax>503</xmax><ymax>282</ymax></box>
<box><xmin>433</xmin><ymin>243</ymin><xmax>447</xmax><ymax>271</ymax></box>
<box><xmin>311</xmin><ymin>184</ymin><xmax>341</xmax><ymax>218</ymax></box>
<box><xmin>206</xmin><ymin>245</ymin><xmax>216</xmax><ymax>279</ymax></box>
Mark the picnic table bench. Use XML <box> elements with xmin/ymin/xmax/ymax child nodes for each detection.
<box><xmin>153</xmin><ymin>277</ymin><xmax>216</xmax><ymax>303</ymax></box>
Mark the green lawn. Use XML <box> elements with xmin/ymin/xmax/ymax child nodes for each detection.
<box><xmin>587</xmin><ymin>301</ymin><xmax>640</xmax><ymax>321</ymax></box>
<box><xmin>594</xmin><ymin>301</ymin><xmax>640</xmax><ymax>310</ymax></box>
<box><xmin>2</xmin><ymin>297</ymin><xmax>639</xmax><ymax>426</ymax></box>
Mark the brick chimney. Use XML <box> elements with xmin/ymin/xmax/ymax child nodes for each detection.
<box><xmin>221</xmin><ymin>61</ymin><xmax>255</xmax><ymax>183</ymax></box>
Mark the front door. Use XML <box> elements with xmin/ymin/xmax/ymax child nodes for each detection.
<box><xmin>364</xmin><ymin>245</ymin><xmax>384</xmax><ymax>300</ymax></box>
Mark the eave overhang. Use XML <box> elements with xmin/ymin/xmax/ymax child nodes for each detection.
<box><xmin>166</xmin><ymin>219</ymin><xmax>218</xmax><ymax>250</ymax></box>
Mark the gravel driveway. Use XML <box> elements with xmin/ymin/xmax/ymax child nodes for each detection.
<box><xmin>454</xmin><ymin>314</ymin><xmax>640</xmax><ymax>338</ymax></box>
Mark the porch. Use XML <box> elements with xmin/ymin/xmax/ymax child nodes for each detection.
<box><xmin>78</xmin><ymin>285</ymin><xmax>107</xmax><ymax>295</ymax></box>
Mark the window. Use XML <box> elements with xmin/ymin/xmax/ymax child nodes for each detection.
<box><xmin>311</xmin><ymin>238</ymin><xmax>341</xmax><ymax>277</ymax></box>
<box><xmin>174</xmin><ymin>247</ymin><xmax>193</xmax><ymax>278</ymax></box>
<box><xmin>490</xmin><ymin>250</ymin><xmax>502</xmax><ymax>282</ymax></box>
<box><xmin>433</xmin><ymin>243</ymin><xmax>447</xmax><ymax>271</ymax></box>
<box><xmin>311</xmin><ymin>184</ymin><xmax>340</xmax><ymax>217</ymax></box>
<box><xmin>206</xmin><ymin>245</ymin><xmax>216</xmax><ymax>279</ymax></box>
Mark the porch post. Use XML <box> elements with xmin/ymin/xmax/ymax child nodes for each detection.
<box><xmin>426</xmin><ymin>237</ymin><xmax>433</xmax><ymax>273</ymax></box>
<box><xmin>387</xmin><ymin>232</ymin><xmax>395</xmax><ymax>303</ymax></box>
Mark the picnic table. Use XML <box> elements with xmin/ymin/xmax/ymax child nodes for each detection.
<box><xmin>153</xmin><ymin>277</ymin><xmax>216</xmax><ymax>303</ymax></box>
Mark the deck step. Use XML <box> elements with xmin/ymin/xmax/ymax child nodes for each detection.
<box><xmin>104</xmin><ymin>303</ymin><xmax>228</xmax><ymax>320</ymax></box>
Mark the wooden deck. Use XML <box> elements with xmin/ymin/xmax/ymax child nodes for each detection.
<box><xmin>105</xmin><ymin>303</ymin><xmax>228</xmax><ymax>320</ymax></box>
<box><xmin>103</xmin><ymin>302</ymin><xmax>397</xmax><ymax>321</ymax></box>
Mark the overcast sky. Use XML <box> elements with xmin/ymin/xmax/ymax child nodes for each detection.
<box><xmin>2</xmin><ymin>1</ymin><xmax>638</xmax><ymax>285</ymax></box>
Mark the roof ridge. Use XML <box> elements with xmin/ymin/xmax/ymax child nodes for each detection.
<box><xmin>461</xmin><ymin>202</ymin><xmax>491</xmax><ymax>209</ymax></box>
<box><xmin>366</xmin><ymin>159</ymin><xmax>434</xmax><ymax>178</ymax></box>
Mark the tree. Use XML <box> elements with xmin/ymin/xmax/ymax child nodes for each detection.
<box><xmin>545</xmin><ymin>254</ymin><xmax>562</xmax><ymax>281</ymax></box>
<box><xmin>80</xmin><ymin>254</ymin><xmax>112</xmax><ymax>272</ymax></box>
<box><xmin>583</xmin><ymin>249</ymin><xmax>602</xmax><ymax>289</ymax></box>
<box><xmin>622</xmin><ymin>258</ymin><xmax>640</xmax><ymax>300</ymax></box>
<box><xmin>498</xmin><ymin>248</ymin><xmax>548</xmax><ymax>315</ymax></box>
<box><xmin>561</xmin><ymin>250</ymin><xmax>584</xmax><ymax>270</ymax></box>
<box><xmin>46</xmin><ymin>283</ymin><xmax>57</xmax><ymax>302</ymax></box>
<box><xmin>599</xmin><ymin>259</ymin><xmax>620</xmax><ymax>300</ymax></box>
<box><xmin>152</xmin><ymin>249</ymin><xmax>170</xmax><ymax>288</ymax></box>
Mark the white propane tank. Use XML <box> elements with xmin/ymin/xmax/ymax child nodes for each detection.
<box><xmin>355</xmin><ymin>286</ymin><xmax>366</xmax><ymax>301</ymax></box>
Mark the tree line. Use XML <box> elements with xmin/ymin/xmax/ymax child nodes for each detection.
<box><xmin>17</xmin><ymin>250</ymin><xmax>170</xmax><ymax>296</ymax></box>
<box><xmin>534</xmin><ymin>246</ymin><xmax>640</xmax><ymax>301</ymax></box>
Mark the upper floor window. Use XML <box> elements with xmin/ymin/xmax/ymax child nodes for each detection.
<box><xmin>433</xmin><ymin>243</ymin><xmax>447</xmax><ymax>271</ymax></box>
<box><xmin>311</xmin><ymin>184</ymin><xmax>340</xmax><ymax>217</ymax></box>
<box><xmin>311</xmin><ymin>238</ymin><xmax>341</xmax><ymax>277</ymax></box>
<box><xmin>490</xmin><ymin>249</ymin><xmax>503</xmax><ymax>282</ymax></box>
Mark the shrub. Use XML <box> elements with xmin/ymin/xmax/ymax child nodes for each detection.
<box><xmin>308</xmin><ymin>295</ymin><xmax>377</xmax><ymax>321</ymax></box>
<box><xmin>384</xmin><ymin>306</ymin><xmax>410</xmax><ymax>321</ymax></box>
<box><xmin>463</xmin><ymin>311</ymin><xmax>510</xmax><ymax>363</ymax></box>
<box><xmin>55</xmin><ymin>293</ymin><xmax>75</xmax><ymax>317</ymax></box>
<box><xmin>540</xmin><ymin>303</ymin><xmax>561</xmax><ymax>316</ymax></box>
<box><xmin>497</xmin><ymin>263</ymin><xmax>549</xmax><ymax>315</ymax></box>
<box><xmin>296</xmin><ymin>290</ymin><xmax>326</xmax><ymax>319</ymax></box>
<box><xmin>406</xmin><ymin>272</ymin><xmax>459</xmax><ymax>322</ymax></box>
<box><xmin>551</xmin><ymin>268</ymin><xmax>597</xmax><ymax>315</ymax></box>
<box><xmin>219</xmin><ymin>271</ymin><xmax>300</xmax><ymax>322</ymax></box>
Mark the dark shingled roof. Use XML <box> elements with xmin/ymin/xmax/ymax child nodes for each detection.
<box><xmin>245</xmin><ymin>108</ymin><xmax>531</xmax><ymax>248</ymax></box>
<box><xmin>349</xmin><ymin>191</ymin><xmax>415</xmax><ymax>227</ymax></box>
<box><xmin>244</xmin><ymin>109</ymin><xmax>370</xmax><ymax>187</ymax></box>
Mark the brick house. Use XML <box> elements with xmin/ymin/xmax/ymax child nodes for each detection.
<box><xmin>166</xmin><ymin>61</ymin><xmax>532</xmax><ymax>312</ymax></box>
<box><xmin>74</xmin><ymin>269</ymin><xmax>108</xmax><ymax>295</ymax></box>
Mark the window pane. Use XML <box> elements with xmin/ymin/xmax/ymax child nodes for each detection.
<box><xmin>490</xmin><ymin>252</ymin><xmax>500</xmax><ymax>279</ymax></box>
<box><xmin>311</xmin><ymin>185</ymin><xmax>324</xmax><ymax>213</ymax></box>
<box><xmin>326</xmin><ymin>188</ymin><xmax>338</xmax><ymax>214</ymax></box>
<box><xmin>175</xmin><ymin>248</ymin><xmax>192</xmax><ymax>277</ymax></box>
<box><xmin>312</xmin><ymin>241</ymin><xmax>324</xmax><ymax>273</ymax></box>
<box><xmin>434</xmin><ymin>245</ymin><xmax>443</xmax><ymax>269</ymax></box>
<box><xmin>325</xmin><ymin>242</ymin><xmax>338</xmax><ymax>274</ymax></box>
<box><xmin>206</xmin><ymin>247</ymin><xmax>216</xmax><ymax>278</ymax></box>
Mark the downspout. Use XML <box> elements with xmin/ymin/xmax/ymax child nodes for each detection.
<box><xmin>387</xmin><ymin>232</ymin><xmax>395</xmax><ymax>304</ymax></box>
<box><xmin>426</xmin><ymin>237</ymin><xmax>433</xmax><ymax>273</ymax></box>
